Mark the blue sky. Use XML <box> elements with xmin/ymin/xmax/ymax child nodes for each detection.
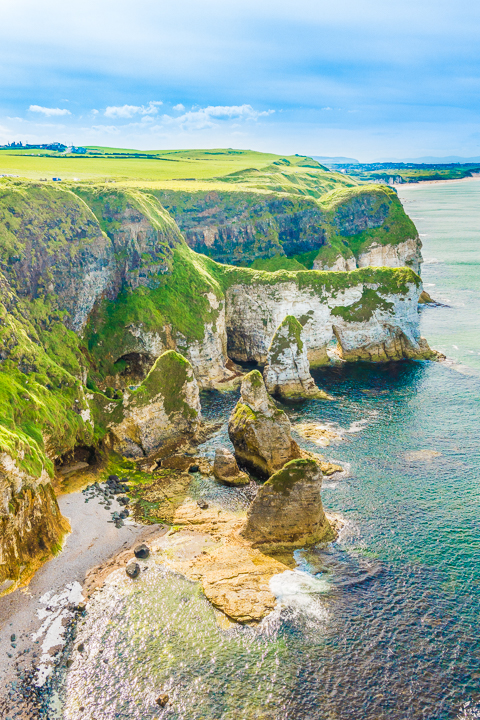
<box><xmin>1</xmin><ymin>0</ymin><xmax>480</xmax><ymax>159</ymax></box>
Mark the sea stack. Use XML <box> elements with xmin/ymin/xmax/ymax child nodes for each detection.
<box><xmin>263</xmin><ymin>315</ymin><xmax>328</xmax><ymax>400</ymax></box>
<box><xmin>228</xmin><ymin>370</ymin><xmax>301</xmax><ymax>478</ymax></box>
<box><xmin>241</xmin><ymin>458</ymin><xmax>332</xmax><ymax>547</ymax></box>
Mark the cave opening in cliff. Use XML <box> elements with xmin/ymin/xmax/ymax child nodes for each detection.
<box><xmin>112</xmin><ymin>352</ymin><xmax>155</xmax><ymax>386</ymax></box>
<box><xmin>54</xmin><ymin>445</ymin><xmax>99</xmax><ymax>477</ymax></box>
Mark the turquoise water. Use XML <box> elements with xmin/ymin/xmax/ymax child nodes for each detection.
<box><xmin>61</xmin><ymin>181</ymin><xmax>480</xmax><ymax>720</ymax></box>
<box><xmin>398</xmin><ymin>178</ymin><xmax>480</xmax><ymax>372</ymax></box>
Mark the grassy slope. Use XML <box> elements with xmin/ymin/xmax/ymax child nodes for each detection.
<box><xmin>0</xmin><ymin>148</ymin><xmax>356</xmax><ymax>195</ymax></box>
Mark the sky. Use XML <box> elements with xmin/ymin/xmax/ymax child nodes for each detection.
<box><xmin>1</xmin><ymin>0</ymin><xmax>480</xmax><ymax>160</ymax></box>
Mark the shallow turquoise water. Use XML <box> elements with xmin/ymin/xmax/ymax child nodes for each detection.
<box><xmin>61</xmin><ymin>181</ymin><xmax>480</xmax><ymax>720</ymax></box>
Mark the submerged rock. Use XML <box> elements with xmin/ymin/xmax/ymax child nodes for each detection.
<box><xmin>109</xmin><ymin>350</ymin><xmax>201</xmax><ymax>458</ymax></box>
<box><xmin>241</xmin><ymin>458</ymin><xmax>332</xmax><ymax>548</ymax></box>
<box><xmin>263</xmin><ymin>315</ymin><xmax>329</xmax><ymax>400</ymax></box>
<box><xmin>228</xmin><ymin>370</ymin><xmax>301</xmax><ymax>478</ymax></box>
<box><xmin>213</xmin><ymin>447</ymin><xmax>249</xmax><ymax>486</ymax></box>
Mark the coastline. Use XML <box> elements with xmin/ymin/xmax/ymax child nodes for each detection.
<box><xmin>0</xmin><ymin>486</ymin><xmax>163</xmax><ymax>697</ymax></box>
<box><xmin>394</xmin><ymin>174</ymin><xmax>480</xmax><ymax>187</ymax></box>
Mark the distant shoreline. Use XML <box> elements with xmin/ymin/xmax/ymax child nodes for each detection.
<box><xmin>394</xmin><ymin>174</ymin><xmax>480</xmax><ymax>187</ymax></box>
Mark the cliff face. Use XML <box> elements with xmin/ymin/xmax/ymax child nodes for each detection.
<box><xmin>0</xmin><ymin>178</ymin><xmax>432</xmax><ymax>588</ymax></box>
<box><xmin>312</xmin><ymin>186</ymin><xmax>422</xmax><ymax>274</ymax></box>
<box><xmin>221</xmin><ymin>266</ymin><xmax>433</xmax><ymax>366</ymax></box>
<box><xmin>159</xmin><ymin>190</ymin><xmax>327</xmax><ymax>265</ymax></box>
<box><xmin>315</xmin><ymin>238</ymin><xmax>423</xmax><ymax>275</ymax></box>
<box><xmin>0</xmin><ymin>185</ymin><xmax>183</xmax><ymax>334</ymax></box>
<box><xmin>159</xmin><ymin>184</ymin><xmax>419</xmax><ymax>272</ymax></box>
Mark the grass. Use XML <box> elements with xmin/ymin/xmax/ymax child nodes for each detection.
<box><xmin>0</xmin><ymin>148</ymin><xmax>335</xmax><ymax>184</ymax></box>
<box><xmin>250</xmin><ymin>255</ymin><xmax>307</xmax><ymax>271</ymax></box>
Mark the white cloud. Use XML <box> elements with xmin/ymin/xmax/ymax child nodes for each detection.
<box><xmin>28</xmin><ymin>105</ymin><xmax>71</xmax><ymax>117</ymax></box>
<box><xmin>104</xmin><ymin>101</ymin><xmax>162</xmax><ymax>118</ymax></box>
<box><xmin>172</xmin><ymin>104</ymin><xmax>185</xmax><ymax>112</ymax></box>
<box><xmin>161</xmin><ymin>104</ymin><xmax>274</xmax><ymax>131</ymax></box>
<box><xmin>90</xmin><ymin>124</ymin><xmax>121</xmax><ymax>134</ymax></box>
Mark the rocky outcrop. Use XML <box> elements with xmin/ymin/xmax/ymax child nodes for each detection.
<box><xmin>108</xmin><ymin>351</ymin><xmax>201</xmax><ymax>458</ymax></box>
<box><xmin>241</xmin><ymin>458</ymin><xmax>332</xmax><ymax>547</ymax></box>
<box><xmin>151</xmin><ymin>510</ymin><xmax>289</xmax><ymax>623</ymax></box>
<box><xmin>213</xmin><ymin>448</ymin><xmax>249</xmax><ymax>486</ymax></box>
<box><xmin>263</xmin><ymin>315</ymin><xmax>328</xmax><ymax>399</ymax></box>
<box><xmin>228</xmin><ymin>371</ymin><xmax>301</xmax><ymax>477</ymax></box>
<box><xmin>0</xmin><ymin>457</ymin><xmax>69</xmax><ymax>589</ymax></box>
<box><xmin>330</xmin><ymin>286</ymin><xmax>437</xmax><ymax>361</ymax></box>
<box><xmin>225</xmin><ymin>268</ymin><xmax>432</xmax><ymax>365</ymax></box>
<box><xmin>314</xmin><ymin>237</ymin><xmax>423</xmax><ymax>275</ymax></box>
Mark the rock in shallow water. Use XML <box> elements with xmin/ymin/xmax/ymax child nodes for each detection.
<box><xmin>213</xmin><ymin>447</ymin><xmax>249</xmax><ymax>486</ymax></box>
<box><xmin>228</xmin><ymin>370</ymin><xmax>301</xmax><ymax>478</ymax></box>
<box><xmin>241</xmin><ymin>458</ymin><xmax>333</xmax><ymax>548</ymax></box>
<box><xmin>263</xmin><ymin>315</ymin><xmax>329</xmax><ymax>400</ymax></box>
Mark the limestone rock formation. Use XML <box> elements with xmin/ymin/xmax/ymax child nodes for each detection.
<box><xmin>109</xmin><ymin>350</ymin><xmax>201</xmax><ymax>458</ymax></box>
<box><xmin>213</xmin><ymin>447</ymin><xmax>249</xmax><ymax>486</ymax></box>
<box><xmin>357</xmin><ymin>237</ymin><xmax>423</xmax><ymax>275</ymax></box>
<box><xmin>314</xmin><ymin>254</ymin><xmax>357</xmax><ymax>272</ymax></box>
<box><xmin>228</xmin><ymin>370</ymin><xmax>301</xmax><ymax>477</ymax></box>
<box><xmin>0</xmin><ymin>462</ymin><xmax>69</xmax><ymax>589</ymax></box>
<box><xmin>263</xmin><ymin>316</ymin><xmax>328</xmax><ymax>399</ymax></box>
<box><xmin>224</xmin><ymin>270</ymin><xmax>428</xmax><ymax>367</ymax></box>
<box><xmin>313</xmin><ymin>238</ymin><xmax>423</xmax><ymax>276</ymax></box>
<box><xmin>241</xmin><ymin>458</ymin><xmax>332</xmax><ymax>547</ymax></box>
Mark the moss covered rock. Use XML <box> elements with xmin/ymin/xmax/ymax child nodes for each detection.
<box><xmin>109</xmin><ymin>350</ymin><xmax>201</xmax><ymax>458</ymax></box>
<box><xmin>228</xmin><ymin>371</ymin><xmax>301</xmax><ymax>478</ymax></box>
<box><xmin>263</xmin><ymin>316</ymin><xmax>328</xmax><ymax>400</ymax></box>
<box><xmin>241</xmin><ymin>458</ymin><xmax>332</xmax><ymax>548</ymax></box>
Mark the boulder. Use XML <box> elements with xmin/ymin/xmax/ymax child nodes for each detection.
<box><xmin>126</xmin><ymin>562</ymin><xmax>140</xmax><ymax>579</ymax></box>
<box><xmin>109</xmin><ymin>350</ymin><xmax>201</xmax><ymax>458</ymax></box>
<box><xmin>241</xmin><ymin>458</ymin><xmax>332</xmax><ymax>547</ymax></box>
<box><xmin>134</xmin><ymin>544</ymin><xmax>150</xmax><ymax>559</ymax></box>
<box><xmin>228</xmin><ymin>370</ymin><xmax>301</xmax><ymax>478</ymax></box>
<box><xmin>213</xmin><ymin>447</ymin><xmax>250</xmax><ymax>486</ymax></box>
<box><xmin>263</xmin><ymin>316</ymin><xmax>328</xmax><ymax>400</ymax></box>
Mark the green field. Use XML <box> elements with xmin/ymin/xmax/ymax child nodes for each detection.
<box><xmin>0</xmin><ymin>147</ymin><xmax>357</xmax><ymax>197</ymax></box>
